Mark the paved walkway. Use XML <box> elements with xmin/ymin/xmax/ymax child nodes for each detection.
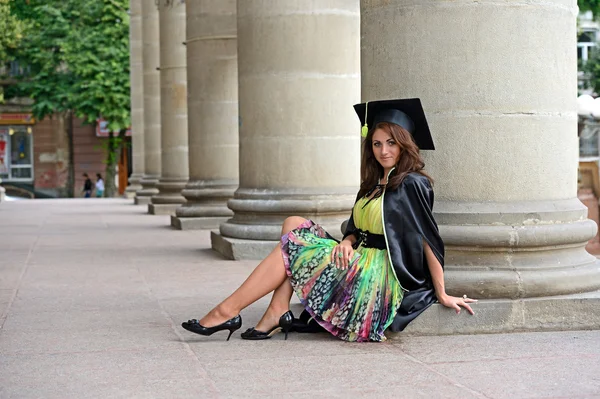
<box><xmin>1</xmin><ymin>199</ymin><xmax>599</xmax><ymax>399</ymax></box>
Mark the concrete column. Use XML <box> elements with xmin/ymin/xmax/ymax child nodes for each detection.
<box><xmin>135</xmin><ymin>0</ymin><xmax>161</xmax><ymax>205</ymax></box>
<box><xmin>171</xmin><ymin>0</ymin><xmax>238</xmax><ymax>230</ymax></box>
<box><xmin>126</xmin><ymin>0</ymin><xmax>144</xmax><ymax>199</ymax></box>
<box><xmin>149</xmin><ymin>1</ymin><xmax>189</xmax><ymax>215</ymax></box>
<box><xmin>211</xmin><ymin>0</ymin><xmax>361</xmax><ymax>260</ymax></box>
<box><xmin>361</xmin><ymin>1</ymin><xmax>600</xmax><ymax>304</ymax></box>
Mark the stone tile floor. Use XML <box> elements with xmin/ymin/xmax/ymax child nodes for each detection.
<box><xmin>0</xmin><ymin>198</ymin><xmax>599</xmax><ymax>399</ymax></box>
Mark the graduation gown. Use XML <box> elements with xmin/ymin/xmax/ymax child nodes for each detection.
<box><xmin>343</xmin><ymin>172</ymin><xmax>445</xmax><ymax>331</ymax></box>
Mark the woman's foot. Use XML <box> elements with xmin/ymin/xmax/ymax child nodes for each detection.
<box><xmin>254</xmin><ymin>306</ymin><xmax>290</xmax><ymax>333</ymax></box>
<box><xmin>182</xmin><ymin>315</ymin><xmax>242</xmax><ymax>341</ymax></box>
<box><xmin>241</xmin><ymin>310</ymin><xmax>294</xmax><ymax>340</ymax></box>
<box><xmin>197</xmin><ymin>304</ymin><xmax>239</xmax><ymax>328</ymax></box>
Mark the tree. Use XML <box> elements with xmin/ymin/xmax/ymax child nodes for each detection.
<box><xmin>66</xmin><ymin>0</ymin><xmax>131</xmax><ymax>197</ymax></box>
<box><xmin>6</xmin><ymin>0</ymin><xmax>130</xmax><ymax>198</ymax></box>
<box><xmin>0</xmin><ymin>0</ymin><xmax>23</xmax><ymax>62</ymax></box>
<box><xmin>6</xmin><ymin>1</ymin><xmax>78</xmax><ymax>197</ymax></box>
<box><xmin>0</xmin><ymin>0</ymin><xmax>24</xmax><ymax>101</ymax></box>
<box><xmin>582</xmin><ymin>45</ymin><xmax>600</xmax><ymax>94</ymax></box>
<box><xmin>580</xmin><ymin>0</ymin><xmax>600</xmax><ymax>18</ymax></box>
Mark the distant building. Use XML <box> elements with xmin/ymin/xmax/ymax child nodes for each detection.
<box><xmin>0</xmin><ymin>61</ymin><xmax>131</xmax><ymax>198</ymax></box>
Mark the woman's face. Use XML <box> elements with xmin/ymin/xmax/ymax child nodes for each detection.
<box><xmin>372</xmin><ymin>128</ymin><xmax>401</xmax><ymax>170</ymax></box>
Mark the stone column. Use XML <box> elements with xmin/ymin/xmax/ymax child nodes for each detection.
<box><xmin>135</xmin><ymin>0</ymin><xmax>161</xmax><ymax>205</ymax></box>
<box><xmin>126</xmin><ymin>0</ymin><xmax>144</xmax><ymax>200</ymax></box>
<box><xmin>149</xmin><ymin>0</ymin><xmax>189</xmax><ymax>215</ymax></box>
<box><xmin>211</xmin><ymin>0</ymin><xmax>361</xmax><ymax>260</ymax></box>
<box><xmin>361</xmin><ymin>0</ymin><xmax>600</xmax><ymax>333</ymax></box>
<box><xmin>171</xmin><ymin>0</ymin><xmax>238</xmax><ymax>230</ymax></box>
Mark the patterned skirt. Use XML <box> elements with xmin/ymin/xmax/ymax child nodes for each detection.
<box><xmin>281</xmin><ymin>220</ymin><xmax>403</xmax><ymax>342</ymax></box>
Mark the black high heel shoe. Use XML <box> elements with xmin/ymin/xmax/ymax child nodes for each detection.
<box><xmin>181</xmin><ymin>315</ymin><xmax>242</xmax><ymax>341</ymax></box>
<box><xmin>240</xmin><ymin>310</ymin><xmax>294</xmax><ymax>340</ymax></box>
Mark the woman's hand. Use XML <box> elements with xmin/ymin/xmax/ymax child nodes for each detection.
<box><xmin>437</xmin><ymin>293</ymin><xmax>477</xmax><ymax>315</ymax></box>
<box><xmin>331</xmin><ymin>240</ymin><xmax>354</xmax><ymax>270</ymax></box>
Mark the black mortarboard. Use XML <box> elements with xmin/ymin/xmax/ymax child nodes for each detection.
<box><xmin>353</xmin><ymin>98</ymin><xmax>435</xmax><ymax>150</ymax></box>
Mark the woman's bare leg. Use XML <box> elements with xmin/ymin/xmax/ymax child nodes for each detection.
<box><xmin>198</xmin><ymin>216</ymin><xmax>306</xmax><ymax>327</ymax></box>
<box><xmin>254</xmin><ymin>278</ymin><xmax>294</xmax><ymax>332</ymax></box>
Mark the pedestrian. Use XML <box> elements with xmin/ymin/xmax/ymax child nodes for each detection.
<box><xmin>182</xmin><ymin>98</ymin><xmax>477</xmax><ymax>342</ymax></box>
<box><xmin>82</xmin><ymin>173</ymin><xmax>93</xmax><ymax>198</ymax></box>
<box><xmin>95</xmin><ymin>173</ymin><xmax>104</xmax><ymax>198</ymax></box>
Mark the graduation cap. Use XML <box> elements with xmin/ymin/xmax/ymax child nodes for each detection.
<box><xmin>353</xmin><ymin>98</ymin><xmax>435</xmax><ymax>150</ymax></box>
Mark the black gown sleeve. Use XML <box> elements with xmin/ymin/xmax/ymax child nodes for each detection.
<box><xmin>342</xmin><ymin>192</ymin><xmax>362</xmax><ymax>243</ymax></box>
<box><xmin>342</xmin><ymin>210</ymin><xmax>357</xmax><ymax>241</ymax></box>
<box><xmin>385</xmin><ymin>173</ymin><xmax>445</xmax><ymax>332</ymax></box>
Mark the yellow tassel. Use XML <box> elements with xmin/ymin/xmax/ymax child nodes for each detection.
<box><xmin>361</xmin><ymin>101</ymin><xmax>369</xmax><ymax>138</ymax></box>
<box><xmin>361</xmin><ymin>124</ymin><xmax>368</xmax><ymax>138</ymax></box>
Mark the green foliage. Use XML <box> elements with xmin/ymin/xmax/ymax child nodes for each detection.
<box><xmin>0</xmin><ymin>0</ymin><xmax>23</xmax><ymax>62</ymax></box>
<box><xmin>582</xmin><ymin>45</ymin><xmax>600</xmax><ymax>94</ymax></box>
<box><xmin>580</xmin><ymin>0</ymin><xmax>600</xmax><ymax>18</ymax></box>
<box><xmin>66</xmin><ymin>0</ymin><xmax>131</xmax><ymax>132</ymax></box>
<box><xmin>7</xmin><ymin>1</ymin><xmax>77</xmax><ymax>119</ymax></box>
<box><xmin>7</xmin><ymin>0</ymin><xmax>130</xmax><ymax>129</ymax></box>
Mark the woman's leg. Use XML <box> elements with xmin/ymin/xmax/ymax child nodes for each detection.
<box><xmin>254</xmin><ymin>278</ymin><xmax>294</xmax><ymax>331</ymax></box>
<box><xmin>198</xmin><ymin>216</ymin><xmax>306</xmax><ymax>327</ymax></box>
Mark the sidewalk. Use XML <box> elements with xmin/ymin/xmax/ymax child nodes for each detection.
<box><xmin>0</xmin><ymin>199</ymin><xmax>599</xmax><ymax>398</ymax></box>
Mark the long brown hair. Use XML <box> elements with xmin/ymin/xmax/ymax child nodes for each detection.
<box><xmin>358</xmin><ymin>122</ymin><xmax>433</xmax><ymax>198</ymax></box>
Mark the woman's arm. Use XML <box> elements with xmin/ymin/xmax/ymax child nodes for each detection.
<box><xmin>423</xmin><ymin>240</ymin><xmax>476</xmax><ymax>315</ymax></box>
<box><xmin>342</xmin><ymin>235</ymin><xmax>357</xmax><ymax>246</ymax></box>
<box><xmin>332</xmin><ymin>234</ymin><xmax>357</xmax><ymax>269</ymax></box>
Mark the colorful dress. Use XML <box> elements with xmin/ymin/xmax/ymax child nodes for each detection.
<box><xmin>281</xmin><ymin>195</ymin><xmax>404</xmax><ymax>342</ymax></box>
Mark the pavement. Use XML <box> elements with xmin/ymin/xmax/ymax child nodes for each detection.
<box><xmin>0</xmin><ymin>198</ymin><xmax>599</xmax><ymax>399</ymax></box>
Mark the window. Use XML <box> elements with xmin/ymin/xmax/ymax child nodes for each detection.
<box><xmin>578</xmin><ymin>31</ymin><xmax>598</xmax><ymax>64</ymax></box>
<box><xmin>0</xmin><ymin>129</ymin><xmax>8</xmax><ymax>179</ymax></box>
<box><xmin>10</xmin><ymin>129</ymin><xmax>32</xmax><ymax>165</ymax></box>
<box><xmin>0</xmin><ymin>126</ymin><xmax>34</xmax><ymax>182</ymax></box>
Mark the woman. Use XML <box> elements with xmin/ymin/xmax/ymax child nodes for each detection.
<box><xmin>182</xmin><ymin>98</ymin><xmax>476</xmax><ymax>342</ymax></box>
<box><xmin>95</xmin><ymin>174</ymin><xmax>104</xmax><ymax>198</ymax></box>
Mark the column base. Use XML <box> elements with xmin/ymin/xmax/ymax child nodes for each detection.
<box><xmin>219</xmin><ymin>187</ymin><xmax>356</xmax><ymax>241</ymax></box>
<box><xmin>175</xmin><ymin>180</ymin><xmax>236</xmax><ymax>230</ymax></box>
<box><xmin>148</xmin><ymin>203</ymin><xmax>181</xmax><ymax>216</ymax></box>
<box><xmin>171</xmin><ymin>216</ymin><xmax>229</xmax><ymax>230</ymax></box>
<box><xmin>395</xmin><ymin>291</ymin><xmax>600</xmax><ymax>337</ymax></box>
<box><xmin>138</xmin><ymin>175</ymin><xmax>160</xmax><ymax>199</ymax></box>
<box><xmin>151</xmin><ymin>178</ymin><xmax>187</xmax><ymax>204</ymax></box>
<box><xmin>126</xmin><ymin>173</ymin><xmax>144</xmax><ymax>199</ymax></box>
<box><xmin>211</xmin><ymin>231</ymin><xmax>277</xmax><ymax>260</ymax></box>
<box><xmin>437</xmin><ymin>198</ymin><xmax>600</xmax><ymax>299</ymax></box>
<box><xmin>124</xmin><ymin>184</ymin><xmax>142</xmax><ymax>199</ymax></box>
<box><xmin>134</xmin><ymin>196</ymin><xmax>152</xmax><ymax>205</ymax></box>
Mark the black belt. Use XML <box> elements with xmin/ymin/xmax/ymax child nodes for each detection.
<box><xmin>355</xmin><ymin>229</ymin><xmax>387</xmax><ymax>250</ymax></box>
